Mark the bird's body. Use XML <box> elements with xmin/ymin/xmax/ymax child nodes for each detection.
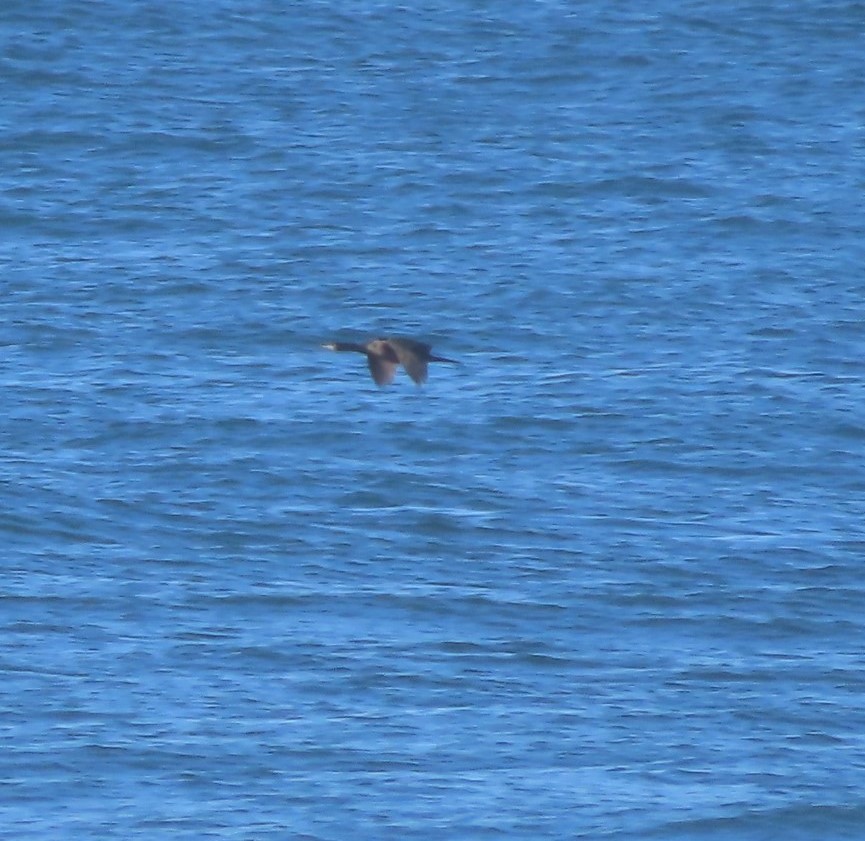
<box><xmin>322</xmin><ymin>336</ymin><xmax>457</xmax><ymax>385</ymax></box>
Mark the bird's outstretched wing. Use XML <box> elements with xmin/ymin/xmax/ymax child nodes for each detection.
<box><xmin>368</xmin><ymin>355</ymin><xmax>398</xmax><ymax>385</ymax></box>
<box><xmin>388</xmin><ymin>340</ymin><xmax>430</xmax><ymax>384</ymax></box>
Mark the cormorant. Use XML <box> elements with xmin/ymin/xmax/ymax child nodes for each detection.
<box><xmin>322</xmin><ymin>337</ymin><xmax>458</xmax><ymax>386</ymax></box>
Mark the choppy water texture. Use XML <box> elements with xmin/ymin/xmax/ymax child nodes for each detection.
<box><xmin>3</xmin><ymin>1</ymin><xmax>865</xmax><ymax>839</ymax></box>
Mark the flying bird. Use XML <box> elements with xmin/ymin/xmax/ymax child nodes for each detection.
<box><xmin>322</xmin><ymin>337</ymin><xmax>458</xmax><ymax>386</ymax></box>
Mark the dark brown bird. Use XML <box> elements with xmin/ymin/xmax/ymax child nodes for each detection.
<box><xmin>322</xmin><ymin>337</ymin><xmax>458</xmax><ymax>386</ymax></box>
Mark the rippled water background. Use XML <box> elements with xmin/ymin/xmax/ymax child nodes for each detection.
<box><xmin>3</xmin><ymin>1</ymin><xmax>865</xmax><ymax>838</ymax></box>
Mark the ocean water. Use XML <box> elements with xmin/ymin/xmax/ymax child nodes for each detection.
<box><xmin>2</xmin><ymin>1</ymin><xmax>865</xmax><ymax>838</ymax></box>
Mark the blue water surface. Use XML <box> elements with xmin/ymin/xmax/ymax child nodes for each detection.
<box><xmin>2</xmin><ymin>1</ymin><xmax>865</xmax><ymax>839</ymax></box>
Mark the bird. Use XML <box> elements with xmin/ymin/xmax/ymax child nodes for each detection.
<box><xmin>321</xmin><ymin>337</ymin><xmax>458</xmax><ymax>386</ymax></box>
